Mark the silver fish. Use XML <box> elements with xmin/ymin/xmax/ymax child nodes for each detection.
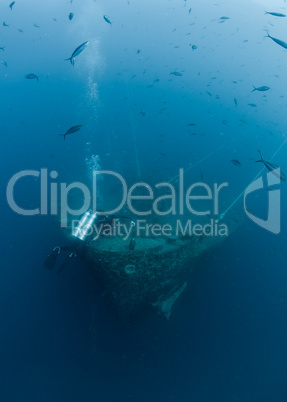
<box><xmin>170</xmin><ymin>71</ymin><xmax>183</xmax><ymax>76</ymax></box>
<box><xmin>265</xmin><ymin>11</ymin><xmax>286</xmax><ymax>17</ymax></box>
<box><xmin>59</xmin><ymin>125</ymin><xmax>83</xmax><ymax>140</ymax></box>
<box><xmin>231</xmin><ymin>159</ymin><xmax>241</xmax><ymax>167</ymax></box>
<box><xmin>103</xmin><ymin>15</ymin><xmax>112</xmax><ymax>24</ymax></box>
<box><xmin>252</xmin><ymin>86</ymin><xmax>270</xmax><ymax>92</ymax></box>
<box><xmin>256</xmin><ymin>150</ymin><xmax>287</xmax><ymax>181</ymax></box>
<box><xmin>25</xmin><ymin>73</ymin><xmax>40</xmax><ymax>81</ymax></box>
<box><xmin>65</xmin><ymin>41</ymin><xmax>89</xmax><ymax>66</ymax></box>
<box><xmin>266</xmin><ymin>32</ymin><xmax>287</xmax><ymax>49</ymax></box>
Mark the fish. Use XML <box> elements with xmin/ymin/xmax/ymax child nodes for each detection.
<box><xmin>231</xmin><ymin>159</ymin><xmax>242</xmax><ymax>167</ymax></box>
<box><xmin>103</xmin><ymin>15</ymin><xmax>112</xmax><ymax>24</ymax></box>
<box><xmin>0</xmin><ymin>46</ymin><xmax>6</xmax><ymax>51</ymax></box>
<box><xmin>187</xmin><ymin>123</ymin><xmax>196</xmax><ymax>126</ymax></box>
<box><xmin>68</xmin><ymin>12</ymin><xmax>74</xmax><ymax>21</ymax></box>
<box><xmin>1</xmin><ymin>61</ymin><xmax>8</xmax><ymax>67</ymax></box>
<box><xmin>264</xmin><ymin>11</ymin><xmax>286</xmax><ymax>17</ymax></box>
<box><xmin>252</xmin><ymin>85</ymin><xmax>270</xmax><ymax>92</ymax></box>
<box><xmin>25</xmin><ymin>73</ymin><xmax>40</xmax><ymax>81</ymax></box>
<box><xmin>222</xmin><ymin>120</ymin><xmax>228</xmax><ymax>126</ymax></box>
<box><xmin>170</xmin><ymin>71</ymin><xmax>183</xmax><ymax>76</ymax></box>
<box><xmin>248</xmin><ymin>103</ymin><xmax>257</xmax><ymax>107</ymax></box>
<box><xmin>18</xmin><ymin>29</ymin><xmax>23</xmax><ymax>33</ymax></box>
<box><xmin>256</xmin><ymin>150</ymin><xmax>287</xmax><ymax>181</ymax></box>
<box><xmin>33</xmin><ymin>24</ymin><xmax>40</xmax><ymax>28</ymax></box>
<box><xmin>234</xmin><ymin>97</ymin><xmax>238</xmax><ymax>107</ymax></box>
<box><xmin>192</xmin><ymin>45</ymin><xmax>197</xmax><ymax>50</ymax></box>
<box><xmin>9</xmin><ymin>1</ymin><xmax>15</xmax><ymax>10</ymax></box>
<box><xmin>65</xmin><ymin>41</ymin><xmax>89</xmax><ymax>66</ymax></box>
<box><xmin>266</xmin><ymin>32</ymin><xmax>287</xmax><ymax>49</ymax></box>
<box><xmin>220</xmin><ymin>16</ymin><xmax>230</xmax><ymax>20</ymax></box>
<box><xmin>59</xmin><ymin>125</ymin><xmax>83</xmax><ymax>140</ymax></box>
<box><xmin>3</xmin><ymin>22</ymin><xmax>10</xmax><ymax>27</ymax></box>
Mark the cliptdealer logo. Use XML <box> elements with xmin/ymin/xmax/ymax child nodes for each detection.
<box><xmin>5</xmin><ymin>168</ymin><xmax>284</xmax><ymax>236</ymax></box>
<box><xmin>244</xmin><ymin>170</ymin><xmax>281</xmax><ymax>234</ymax></box>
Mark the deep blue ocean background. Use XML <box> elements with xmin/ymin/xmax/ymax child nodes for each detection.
<box><xmin>2</xmin><ymin>0</ymin><xmax>287</xmax><ymax>401</ymax></box>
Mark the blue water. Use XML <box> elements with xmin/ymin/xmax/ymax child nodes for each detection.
<box><xmin>2</xmin><ymin>0</ymin><xmax>287</xmax><ymax>401</ymax></box>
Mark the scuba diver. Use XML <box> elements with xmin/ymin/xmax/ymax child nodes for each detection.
<box><xmin>44</xmin><ymin>210</ymin><xmax>135</xmax><ymax>272</ymax></box>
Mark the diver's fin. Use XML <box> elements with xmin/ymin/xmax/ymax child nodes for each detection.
<box><xmin>57</xmin><ymin>252</ymin><xmax>76</xmax><ymax>273</ymax></box>
<box><xmin>44</xmin><ymin>247</ymin><xmax>60</xmax><ymax>270</ymax></box>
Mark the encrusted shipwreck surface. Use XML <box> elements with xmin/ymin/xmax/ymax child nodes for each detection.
<box><xmin>84</xmin><ymin>232</ymin><xmax>223</xmax><ymax>318</ymax></box>
<box><xmin>63</xmin><ymin>208</ymin><xmax>241</xmax><ymax>318</ymax></box>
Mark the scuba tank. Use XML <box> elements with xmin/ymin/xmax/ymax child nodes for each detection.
<box><xmin>72</xmin><ymin>210</ymin><xmax>98</xmax><ymax>242</ymax></box>
<box><xmin>44</xmin><ymin>210</ymin><xmax>134</xmax><ymax>271</ymax></box>
<box><xmin>44</xmin><ymin>210</ymin><xmax>99</xmax><ymax>271</ymax></box>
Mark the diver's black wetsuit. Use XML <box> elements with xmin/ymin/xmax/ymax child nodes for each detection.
<box><xmin>44</xmin><ymin>213</ymin><xmax>135</xmax><ymax>272</ymax></box>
